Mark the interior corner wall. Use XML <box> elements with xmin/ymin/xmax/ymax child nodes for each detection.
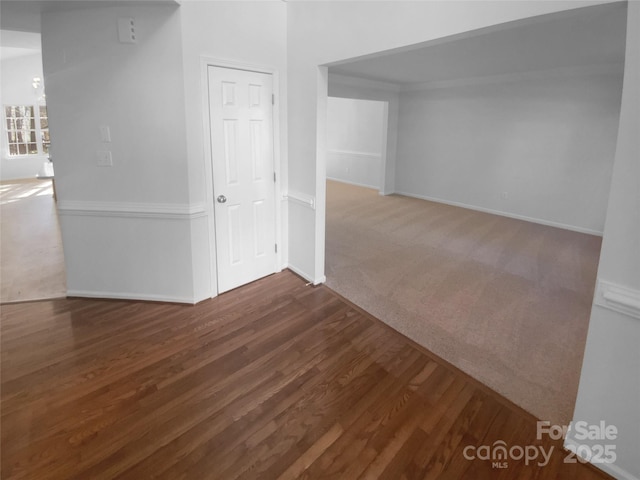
<box><xmin>178</xmin><ymin>0</ymin><xmax>287</xmax><ymax>299</ymax></box>
<box><xmin>395</xmin><ymin>71</ymin><xmax>623</xmax><ymax>235</ymax></box>
<box><xmin>42</xmin><ymin>6</ymin><xmax>189</xmax><ymax>205</ymax></box>
<box><xmin>287</xmin><ymin>0</ymin><xmax>617</xmax><ymax>284</ymax></box>
<box><xmin>41</xmin><ymin>4</ymin><xmax>197</xmax><ymax>302</ymax></box>
<box><xmin>328</xmin><ymin>77</ymin><xmax>400</xmax><ymax>195</ymax></box>
<box><xmin>326</xmin><ymin>97</ymin><xmax>386</xmax><ymax>190</ymax></box>
<box><xmin>1</xmin><ymin>53</ymin><xmax>49</xmax><ymax>180</ymax></box>
<box><xmin>569</xmin><ymin>2</ymin><xmax>640</xmax><ymax>479</ymax></box>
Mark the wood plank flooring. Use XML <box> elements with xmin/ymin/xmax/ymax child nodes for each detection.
<box><xmin>1</xmin><ymin>271</ymin><xmax>611</xmax><ymax>479</ymax></box>
<box><xmin>0</xmin><ymin>178</ymin><xmax>66</xmax><ymax>303</ymax></box>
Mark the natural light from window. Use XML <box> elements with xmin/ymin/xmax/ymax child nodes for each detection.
<box><xmin>4</xmin><ymin>104</ymin><xmax>50</xmax><ymax>156</ymax></box>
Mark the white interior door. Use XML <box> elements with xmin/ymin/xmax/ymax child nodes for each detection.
<box><xmin>208</xmin><ymin>66</ymin><xmax>277</xmax><ymax>293</ymax></box>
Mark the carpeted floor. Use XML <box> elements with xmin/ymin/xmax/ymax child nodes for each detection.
<box><xmin>325</xmin><ymin>180</ymin><xmax>601</xmax><ymax>424</ymax></box>
<box><xmin>1</xmin><ymin>179</ymin><xmax>66</xmax><ymax>303</ymax></box>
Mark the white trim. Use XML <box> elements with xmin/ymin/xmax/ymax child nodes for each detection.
<box><xmin>67</xmin><ymin>289</ymin><xmax>202</xmax><ymax>305</ymax></box>
<box><xmin>327</xmin><ymin>149</ymin><xmax>383</xmax><ymax>190</ymax></box>
<box><xmin>327</xmin><ymin>148</ymin><xmax>381</xmax><ymax>159</ymax></box>
<box><xmin>326</xmin><ymin>177</ymin><xmax>378</xmax><ymax>191</ymax></box>
<box><xmin>57</xmin><ymin>200</ymin><xmax>207</xmax><ymax>219</ymax></box>
<box><xmin>395</xmin><ymin>191</ymin><xmax>603</xmax><ymax>236</ymax></box>
<box><xmin>287</xmin><ymin>264</ymin><xmax>325</xmax><ymax>286</ymax></box>
<box><xmin>284</xmin><ymin>191</ymin><xmax>315</xmax><ymax>210</ymax></box>
<box><xmin>378</xmin><ymin>100</ymin><xmax>390</xmax><ymax>195</ymax></box>
<box><xmin>328</xmin><ymin>61</ymin><xmax>623</xmax><ymax>96</ymax></box>
<box><xmin>402</xmin><ymin>62</ymin><xmax>624</xmax><ymax>92</ymax></box>
<box><xmin>316</xmin><ymin>66</ymin><xmax>329</xmax><ymax>285</ymax></box>
<box><xmin>200</xmin><ymin>57</ymin><xmax>217</xmax><ymax>298</ymax></box>
<box><xmin>200</xmin><ymin>57</ymin><xmax>280</xmax><ymax>76</ymax></box>
<box><xmin>564</xmin><ymin>437</ymin><xmax>640</xmax><ymax>480</ymax></box>
<box><xmin>200</xmin><ymin>56</ymin><xmax>283</xmax><ymax>297</ymax></box>
<box><xmin>286</xmin><ymin>264</ymin><xmax>313</xmax><ymax>284</ymax></box>
<box><xmin>594</xmin><ymin>280</ymin><xmax>640</xmax><ymax>320</ymax></box>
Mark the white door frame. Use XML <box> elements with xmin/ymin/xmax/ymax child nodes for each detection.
<box><xmin>200</xmin><ymin>57</ymin><xmax>283</xmax><ymax>297</ymax></box>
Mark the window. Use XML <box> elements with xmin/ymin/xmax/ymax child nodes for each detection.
<box><xmin>4</xmin><ymin>105</ymin><xmax>50</xmax><ymax>156</ymax></box>
<box><xmin>39</xmin><ymin>106</ymin><xmax>50</xmax><ymax>154</ymax></box>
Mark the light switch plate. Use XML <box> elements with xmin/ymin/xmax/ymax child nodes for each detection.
<box><xmin>100</xmin><ymin>125</ymin><xmax>111</xmax><ymax>143</ymax></box>
<box><xmin>97</xmin><ymin>150</ymin><xmax>113</xmax><ymax>167</ymax></box>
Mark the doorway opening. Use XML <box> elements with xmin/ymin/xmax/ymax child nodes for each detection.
<box><xmin>326</xmin><ymin>97</ymin><xmax>388</xmax><ymax>193</ymax></box>
<box><xmin>320</xmin><ymin>3</ymin><xmax>625</xmax><ymax>424</ymax></box>
<box><xmin>1</xmin><ymin>29</ymin><xmax>66</xmax><ymax>303</ymax></box>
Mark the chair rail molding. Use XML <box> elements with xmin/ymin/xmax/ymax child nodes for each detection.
<box><xmin>594</xmin><ymin>279</ymin><xmax>640</xmax><ymax>320</ymax></box>
<box><xmin>283</xmin><ymin>191</ymin><xmax>315</xmax><ymax>210</ymax></box>
<box><xmin>57</xmin><ymin>200</ymin><xmax>207</xmax><ymax>220</ymax></box>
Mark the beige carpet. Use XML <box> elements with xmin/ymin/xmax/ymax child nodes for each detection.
<box><xmin>325</xmin><ymin>180</ymin><xmax>601</xmax><ymax>424</ymax></box>
<box><xmin>1</xmin><ymin>179</ymin><xmax>66</xmax><ymax>303</ymax></box>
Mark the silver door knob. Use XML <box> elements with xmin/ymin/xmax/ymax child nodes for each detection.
<box><xmin>217</xmin><ymin>195</ymin><xmax>227</xmax><ymax>204</ymax></box>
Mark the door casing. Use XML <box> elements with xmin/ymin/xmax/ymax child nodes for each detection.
<box><xmin>200</xmin><ymin>57</ymin><xmax>283</xmax><ymax>296</ymax></box>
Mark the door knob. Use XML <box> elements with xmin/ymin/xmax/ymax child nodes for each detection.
<box><xmin>217</xmin><ymin>195</ymin><xmax>227</xmax><ymax>204</ymax></box>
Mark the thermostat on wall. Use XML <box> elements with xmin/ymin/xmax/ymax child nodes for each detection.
<box><xmin>117</xmin><ymin>17</ymin><xmax>136</xmax><ymax>44</ymax></box>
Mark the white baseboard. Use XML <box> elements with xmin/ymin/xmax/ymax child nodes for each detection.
<box><xmin>67</xmin><ymin>290</ymin><xmax>198</xmax><ymax>305</ymax></box>
<box><xmin>564</xmin><ymin>437</ymin><xmax>639</xmax><ymax>480</ymax></box>
<box><xmin>395</xmin><ymin>191</ymin><xmax>603</xmax><ymax>236</ymax></box>
<box><xmin>193</xmin><ymin>293</ymin><xmax>214</xmax><ymax>304</ymax></box>
<box><xmin>327</xmin><ymin>177</ymin><xmax>379</xmax><ymax>191</ymax></box>
<box><xmin>286</xmin><ymin>264</ymin><xmax>316</xmax><ymax>285</ymax></box>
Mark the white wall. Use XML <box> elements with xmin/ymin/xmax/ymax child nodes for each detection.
<box><xmin>0</xmin><ymin>52</ymin><xmax>49</xmax><ymax>180</ymax></box>
<box><xmin>41</xmin><ymin>4</ymin><xmax>198</xmax><ymax>302</ymax></box>
<box><xmin>569</xmin><ymin>3</ymin><xmax>640</xmax><ymax>480</ymax></box>
<box><xmin>395</xmin><ymin>70</ymin><xmax>622</xmax><ymax>235</ymax></box>
<box><xmin>328</xmin><ymin>74</ymin><xmax>400</xmax><ymax>196</ymax></box>
<box><xmin>287</xmin><ymin>0</ymin><xmax>618</xmax><ymax>284</ymax></box>
<box><xmin>327</xmin><ymin>96</ymin><xmax>385</xmax><ymax>189</ymax></box>
<box><xmin>179</xmin><ymin>0</ymin><xmax>287</xmax><ymax>299</ymax></box>
<box><xmin>39</xmin><ymin>1</ymin><xmax>287</xmax><ymax>303</ymax></box>
<box><xmin>42</xmin><ymin>6</ymin><xmax>188</xmax><ymax>205</ymax></box>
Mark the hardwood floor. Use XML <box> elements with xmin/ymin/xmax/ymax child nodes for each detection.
<box><xmin>0</xmin><ymin>178</ymin><xmax>66</xmax><ymax>303</ymax></box>
<box><xmin>1</xmin><ymin>271</ymin><xmax>611</xmax><ymax>479</ymax></box>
